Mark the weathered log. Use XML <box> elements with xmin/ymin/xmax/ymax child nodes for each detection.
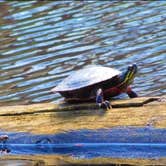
<box><xmin>1</xmin><ymin>155</ymin><xmax>166</xmax><ymax>166</ymax></box>
<box><xmin>0</xmin><ymin>96</ymin><xmax>165</xmax><ymax>134</ymax></box>
<box><xmin>0</xmin><ymin>96</ymin><xmax>161</xmax><ymax>116</ymax></box>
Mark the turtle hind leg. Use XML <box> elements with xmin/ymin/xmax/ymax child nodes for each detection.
<box><xmin>96</xmin><ymin>88</ymin><xmax>112</xmax><ymax>110</ymax></box>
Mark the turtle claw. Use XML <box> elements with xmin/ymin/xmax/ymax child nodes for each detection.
<box><xmin>100</xmin><ymin>100</ymin><xmax>112</xmax><ymax>110</ymax></box>
<box><xmin>96</xmin><ymin>89</ymin><xmax>112</xmax><ymax>110</ymax></box>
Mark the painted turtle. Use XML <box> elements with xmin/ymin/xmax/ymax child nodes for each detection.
<box><xmin>51</xmin><ymin>64</ymin><xmax>138</xmax><ymax>109</ymax></box>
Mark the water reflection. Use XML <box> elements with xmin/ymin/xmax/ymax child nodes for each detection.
<box><xmin>0</xmin><ymin>1</ymin><xmax>165</xmax><ymax>105</ymax></box>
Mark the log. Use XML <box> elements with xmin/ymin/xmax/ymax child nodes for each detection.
<box><xmin>0</xmin><ymin>96</ymin><xmax>165</xmax><ymax>134</ymax></box>
<box><xmin>0</xmin><ymin>96</ymin><xmax>161</xmax><ymax>116</ymax></box>
<box><xmin>0</xmin><ymin>155</ymin><xmax>166</xmax><ymax>166</ymax></box>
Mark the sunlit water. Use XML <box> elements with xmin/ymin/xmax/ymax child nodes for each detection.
<box><xmin>0</xmin><ymin>1</ymin><xmax>166</xmax><ymax>106</ymax></box>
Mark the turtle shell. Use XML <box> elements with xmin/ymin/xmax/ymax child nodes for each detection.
<box><xmin>52</xmin><ymin>65</ymin><xmax>121</xmax><ymax>92</ymax></box>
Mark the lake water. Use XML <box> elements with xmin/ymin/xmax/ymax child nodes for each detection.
<box><xmin>0</xmin><ymin>1</ymin><xmax>165</xmax><ymax>106</ymax></box>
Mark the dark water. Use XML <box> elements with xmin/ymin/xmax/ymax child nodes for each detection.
<box><xmin>1</xmin><ymin>127</ymin><xmax>166</xmax><ymax>158</ymax></box>
<box><xmin>0</xmin><ymin>1</ymin><xmax>166</xmax><ymax>106</ymax></box>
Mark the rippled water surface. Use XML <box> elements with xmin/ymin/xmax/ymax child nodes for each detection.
<box><xmin>0</xmin><ymin>1</ymin><xmax>166</xmax><ymax>105</ymax></box>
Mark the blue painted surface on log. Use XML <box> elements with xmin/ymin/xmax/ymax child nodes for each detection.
<box><xmin>1</xmin><ymin>127</ymin><xmax>166</xmax><ymax>158</ymax></box>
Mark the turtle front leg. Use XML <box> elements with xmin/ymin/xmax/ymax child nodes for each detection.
<box><xmin>96</xmin><ymin>88</ymin><xmax>111</xmax><ymax>110</ymax></box>
<box><xmin>126</xmin><ymin>87</ymin><xmax>138</xmax><ymax>98</ymax></box>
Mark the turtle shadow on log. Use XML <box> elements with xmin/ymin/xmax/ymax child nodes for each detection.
<box><xmin>54</xmin><ymin>101</ymin><xmax>106</xmax><ymax>120</ymax></box>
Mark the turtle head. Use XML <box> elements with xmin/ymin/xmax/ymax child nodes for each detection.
<box><xmin>119</xmin><ymin>64</ymin><xmax>137</xmax><ymax>87</ymax></box>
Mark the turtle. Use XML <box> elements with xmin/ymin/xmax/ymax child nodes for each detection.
<box><xmin>51</xmin><ymin>64</ymin><xmax>138</xmax><ymax>109</ymax></box>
